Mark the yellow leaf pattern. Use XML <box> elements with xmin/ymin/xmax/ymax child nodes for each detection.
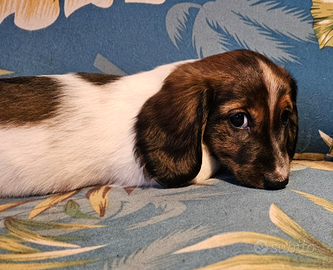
<box><xmin>318</xmin><ymin>130</ymin><xmax>333</xmax><ymax>148</ymax></box>
<box><xmin>0</xmin><ymin>178</ymin><xmax>331</xmax><ymax>268</ymax></box>
<box><xmin>0</xmin><ymin>216</ymin><xmax>106</xmax><ymax>269</ymax></box>
<box><xmin>0</xmin><ymin>198</ymin><xmax>36</xmax><ymax>213</ymax></box>
<box><xmin>196</xmin><ymin>254</ymin><xmax>332</xmax><ymax>270</ymax></box>
<box><xmin>0</xmin><ymin>259</ymin><xmax>102</xmax><ymax>270</ymax></box>
<box><xmin>176</xmin><ymin>203</ymin><xmax>333</xmax><ymax>269</ymax></box>
<box><xmin>293</xmin><ymin>153</ymin><xmax>326</xmax><ymax>161</ymax></box>
<box><xmin>5</xmin><ymin>217</ymin><xmax>104</xmax><ymax>232</ymax></box>
<box><xmin>0</xmin><ymin>237</ymin><xmax>39</xmax><ymax>253</ymax></box>
<box><xmin>4</xmin><ymin>218</ymin><xmax>80</xmax><ymax>248</ymax></box>
<box><xmin>86</xmin><ymin>185</ymin><xmax>112</xmax><ymax>217</ymax></box>
<box><xmin>292</xmin><ymin>190</ymin><xmax>333</xmax><ymax>213</ymax></box>
<box><xmin>269</xmin><ymin>203</ymin><xmax>333</xmax><ymax>260</ymax></box>
<box><xmin>0</xmin><ymin>244</ymin><xmax>106</xmax><ymax>262</ymax></box>
<box><xmin>29</xmin><ymin>190</ymin><xmax>79</xmax><ymax>219</ymax></box>
<box><xmin>175</xmin><ymin>232</ymin><xmax>292</xmax><ymax>254</ymax></box>
<box><xmin>0</xmin><ymin>69</ymin><xmax>13</xmax><ymax>76</ymax></box>
<box><xmin>311</xmin><ymin>0</ymin><xmax>333</xmax><ymax>48</ymax></box>
<box><xmin>291</xmin><ymin>160</ymin><xmax>333</xmax><ymax>171</ymax></box>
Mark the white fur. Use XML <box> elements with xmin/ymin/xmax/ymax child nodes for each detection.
<box><xmin>260</xmin><ymin>60</ymin><xmax>290</xmax><ymax>182</ymax></box>
<box><xmin>0</xmin><ymin>60</ymin><xmax>218</xmax><ymax>197</ymax></box>
<box><xmin>192</xmin><ymin>144</ymin><xmax>220</xmax><ymax>184</ymax></box>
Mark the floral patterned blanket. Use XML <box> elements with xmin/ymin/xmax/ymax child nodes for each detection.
<box><xmin>0</xmin><ymin>160</ymin><xmax>332</xmax><ymax>270</ymax></box>
<box><xmin>1</xmin><ymin>0</ymin><xmax>333</xmax><ymax>269</ymax></box>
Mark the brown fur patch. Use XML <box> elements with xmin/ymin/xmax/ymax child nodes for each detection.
<box><xmin>0</xmin><ymin>76</ymin><xmax>62</xmax><ymax>125</ymax></box>
<box><xmin>76</xmin><ymin>73</ymin><xmax>122</xmax><ymax>85</ymax></box>
<box><xmin>134</xmin><ymin>67</ymin><xmax>214</xmax><ymax>187</ymax></box>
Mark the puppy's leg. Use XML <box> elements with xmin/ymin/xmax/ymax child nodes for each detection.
<box><xmin>191</xmin><ymin>144</ymin><xmax>220</xmax><ymax>184</ymax></box>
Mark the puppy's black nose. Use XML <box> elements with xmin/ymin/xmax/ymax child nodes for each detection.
<box><xmin>264</xmin><ymin>178</ymin><xmax>289</xmax><ymax>190</ymax></box>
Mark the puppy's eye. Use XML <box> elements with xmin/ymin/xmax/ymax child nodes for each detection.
<box><xmin>281</xmin><ymin>110</ymin><xmax>290</xmax><ymax>125</ymax></box>
<box><xmin>230</xmin><ymin>113</ymin><xmax>249</xmax><ymax>128</ymax></box>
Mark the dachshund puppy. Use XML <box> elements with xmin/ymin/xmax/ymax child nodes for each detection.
<box><xmin>0</xmin><ymin>50</ymin><xmax>298</xmax><ymax>197</ymax></box>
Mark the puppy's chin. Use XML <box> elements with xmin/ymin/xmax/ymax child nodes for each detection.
<box><xmin>263</xmin><ymin>177</ymin><xmax>289</xmax><ymax>190</ymax></box>
<box><xmin>231</xmin><ymin>170</ymin><xmax>289</xmax><ymax>190</ymax></box>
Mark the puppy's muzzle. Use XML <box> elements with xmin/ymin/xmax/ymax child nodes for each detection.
<box><xmin>264</xmin><ymin>177</ymin><xmax>289</xmax><ymax>190</ymax></box>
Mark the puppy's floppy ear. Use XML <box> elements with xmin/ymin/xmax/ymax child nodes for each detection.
<box><xmin>287</xmin><ymin>77</ymin><xmax>298</xmax><ymax>159</ymax></box>
<box><xmin>134</xmin><ymin>65</ymin><xmax>214</xmax><ymax>188</ymax></box>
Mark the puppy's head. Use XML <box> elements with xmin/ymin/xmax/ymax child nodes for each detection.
<box><xmin>135</xmin><ymin>50</ymin><xmax>298</xmax><ymax>189</ymax></box>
